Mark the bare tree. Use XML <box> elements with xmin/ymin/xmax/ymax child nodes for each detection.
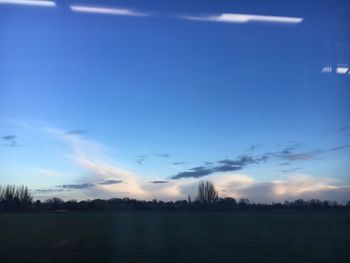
<box><xmin>16</xmin><ymin>185</ymin><xmax>33</xmax><ymax>210</ymax></box>
<box><xmin>196</xmin><ymin>180</ymin><xmax>218</xmax><ymax>204</ymax></box>
<box><xmin>0</xmin><ymin>185</ymin><xmax>33</xmax><ymax>211</ymax></box>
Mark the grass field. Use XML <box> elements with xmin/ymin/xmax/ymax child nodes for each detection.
<box><xmin>0</xmin><ymin>211</ymin><xmax>349</xmax><ymax>262</ymax></box>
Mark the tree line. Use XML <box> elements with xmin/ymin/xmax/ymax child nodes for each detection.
<box><xmin>1</xmin><ymin>182</ymin><xmax>349</xmax><ymax>212</ymax></box>
<box><xmin>0</xmin><ymin>185</ymin><xmax>33</xmax><ymax>212</ymax></box>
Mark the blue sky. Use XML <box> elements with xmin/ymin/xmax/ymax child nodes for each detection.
<box><xmin>1</xmin><ymin>0</ymin><xmax>350</xmax><ymax>202</ymax></box>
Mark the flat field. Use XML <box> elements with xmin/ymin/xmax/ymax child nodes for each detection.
<box><xmin>0</xmin><ymin>211</ymin><xmax>349</xmax><ymax>262</ymax></box>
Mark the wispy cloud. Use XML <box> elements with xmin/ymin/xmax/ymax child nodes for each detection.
<box><xmin>218</xmin><ymin>155</ymin><xmax>267</xmax><ymax>166</ymax></box>
<box><xmin>171</xmin><ymin>140</ymin><xmax>350</xmax><ymax>180</ymax></box>
<box><xmin>70</xmin><ymin>5</ymin><xmax>148</xmax><ymax>17</ymax></box>
<box><xmin>0</xmin><ymin>0</ymin><xmax>56</xmax><ymax>7</ymax></box>
<box><xmin>1</xmin><ymin>134</ymin><xmax>18</xmax><ymax>147</ymax></box>
<box><xmin>171</xmin><ymin>166</ymin><xmax>214</xmax><ymax>179</ymax></box>
<box><xmin>149</xmin><ymin>180</ymin><xmax>169</xmax><ymax>184</ymax></box>
<box><xmin>57</xmin><ymin>183</ymin><xmax>94</xmax><ymax>189</ymax></box>
<box><xmin>1</xmin><ymin>135</ymin><xmax>16</xmax><ymax>140</ymax></box>
<box><xmin>197</xmin><ymin>173</ymin><xmax>350</xmax><ymax>202</ymax></box>
<box><xmin>136</xmin><ymin>155</ymin><xmax>147</xmax><ymax>165</ymax></box>
<box><xmin>264</xmin><ymin>142</ymin><xmax>323</xmax><ymax>162</ymax></box>
<box><xmin>171</xmin><ymin>161</ymin><xmax>186</xmax><ymax>165</ymax></box>
<box><xmin>66</xmin><ymin>129</ymin><xmax>88</xmax><ymax>135</ymax></box>
<box><xmin>214</xmin><ymin>165</ymin><xmax>243</xmax><ymax>173</ymax></box>
<box><xmin>268</xmin><ymin>144</ymin><xmax>349</xmax><ymax>162</ymax></box>
<box><xmin>35</xmin><ymin>173</ymin><xmax>349</xmax><ymax>203</ymax></box>
<box><xmin>97</xmin><ymin>179</ymin><xmax>123</xmax><ymax>185</ymax></box>
<box><xmin>329</xmin><ymin>144</ymin><xmax>350</xmax><ymax>151</ymax></box>
<box><xmin>334</xmin><ymin>125</ymin><xmax>350</xmax><ymax>132</ymax></box>
<box><xmin>281</xmin><ymin>167</ymin><xmax>301</xmax><ymax>173</ymax></box>
<box><xmin>246</xmin><ymin>144</ymin><xmax>262</xmax><ymax>153</ymax></box>
<box><xmin>271</xmin><ymin>149</ymin><xmax>324</xmax><ymax>161</ymax></box>
<box><xmin>181</xmin><ymin>13</ymin><xmax>303</xmax><ymax>24</ymax></box>
<box><xmin>47</xmin><ymin>127</ymin><xmax>149</xmax><ymax>199</ymax></box>
<box><xmin>34</xmin><ymin>188</ymin><xmax>63</xmax><ymax>193</ymax></box>
<box><xmin>38</xmin><ymin>124</ymin><xmax>350</xmax><ymax>202</ymax></box>
<box><xmin>171</xmin><ymin>154</ymin><xmax>268</xmax><ymax>179</ymax></box>
<box><xmin>279</xmin><ymin>162</ymin><xmax>290</xmax><ymax>166</ymax></box>
<box><xmin>232</xmin><ymin>175</ymin><xmax>346</xmax><ymax>203</ymax></box>
<box><xmin>156</xmin><ymin>153</ymin><xmax>170</xmax><ymax>158</ymax></box>
<box><xmin>172</xmin><ymin>173</ymin><xmax>349</xmax><ymax>203</ymax></box>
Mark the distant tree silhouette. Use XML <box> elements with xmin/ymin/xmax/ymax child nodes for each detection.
<box><xmin>0</xmin><ymin>184</ymin><xmax>349</xmax><ymax>212</ymax></box>
<box><xmin>16</xmin><ymin>185</ymin><xmax>33</xmax><ymax>211</ymax></box>
<box><xmin>196</xmin><ymin>180</ymin><xmax>219</xmax><ymax>204</ymax></box>
<box><xmin>238</xmin><ymin>198</ymin><xmax>250</xmax><ymax>209</ymax></box>
<box><xmin>187</xmin><ymin>194</ymin><xmax>192</xmax><ymax>204</ymax></box>
<box><xmin>44</xmin><ymin>197</ymin><xmax>64</xmax><ymax>210</ymax></box>
<box><xmin>218</xmin><ymin>197</ymin><xmax>238</xmax><ymax>210</ymax></box>
<box><xmin>0</xmin><ymin>185</ymin><xmax>32</xmax><ymax>212</ymax></box>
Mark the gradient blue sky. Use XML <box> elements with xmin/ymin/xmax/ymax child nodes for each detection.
<box><xmin>1</xmin><ymin>0</ymin><xmax>349</xmax><ymax>202</ymax></box>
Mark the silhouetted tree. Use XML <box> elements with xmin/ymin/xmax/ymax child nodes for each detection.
<box><xmin>196</xmin><ymin>180</ymin><xmax>219</xmax><ymax>204</ymax></box>
<box><xmin>45</xmin><ymin>197</ymin><xmax>64</xmax><ymax>210</ymax></box>
<box><xmin>0</xmin><ymin>185</ymin><xmax>32</xmax><ymax>211</ymax></box>
<box><xmin>16</xmin><ymin>185</ymin><xmax>33</xmax><ymax>211</ymax></box>
<box><xmin>217</xmin><ymin>197</ymin><xmax>238</xmax><ymax>210</ymax></box>
<box><xmin>187</xmin><ymin>194</ymin><xmax>192</xmax><ymax>204</ymax></box>
<box><xmin>238</xmin><ymin>198</ymin><xmax>250</xmax><ymax>209</ymax></box>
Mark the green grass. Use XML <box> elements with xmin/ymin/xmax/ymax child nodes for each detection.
<box><xmin>0</xmin><ymin>211</ymin><xmax>349</xmax><ymax>262</ymax></box>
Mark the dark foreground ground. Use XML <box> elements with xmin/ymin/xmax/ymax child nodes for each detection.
<box><xmin>0</xmin><ymin>211</ymin><xmax>349</xmax><ymax>263</ymax></box>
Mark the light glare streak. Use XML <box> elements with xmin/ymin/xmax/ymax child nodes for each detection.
<box><xmin>321</xmin><ymin>66</ymin><xmax>332</xmax><ymax>73</ymax></box>
<box><xmin>336</xmin><ymin>65</ymin><xmax>349</xmax><ymax>74</ymax></box>
<box><xmin>0</xmin><ymin>0</ymin><xmax>56</xmax><ymax>7</ymax></box>
<box><xmin>70</xmin><ymin>5</ymin><xmax>148</xmax><ymax>17</ymax></box>
<box><xmin>183</xmin><ymin>13</ymin><xmax>303</xmax><ymax>24</ymax></box>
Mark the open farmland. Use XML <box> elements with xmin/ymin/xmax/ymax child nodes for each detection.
<box><xmin>0</xmin><ymin>211</ymin><xmax>349</xmax><ymax>263</ymax></box>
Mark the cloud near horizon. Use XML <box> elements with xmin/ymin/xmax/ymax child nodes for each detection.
<box><xmin>57</xmin><ymin>183</ymin><xmax>94</xmax><ymax>189</ymax></box>
<box><xmin>171</xmin><ymin>143</ymin><xmax>349</xmax><ymax>179</ymax></box>
<box><xmin>32</xmin><ymin>127</ymin><xmax>350</xmax><ymax>203</ymax></box>
<box><xmin>46</xmin><ymin>128</ymin><xmax>150</xmax><ymax>199</ymax></box>
<box><xmin>34</xmin><ymin>171</ymin><xmax>350</xmax><ymax>203</ymax></box>
<box><xmin>97</xmin><ymin>179</ymin><xmax>123</xmax><ymax>185</ymax></box>
<box><xmin>175</xmin><ymin>173</ymin><xmax>350</xmax><ymax>203</ymax></box>
<box><xmin>171</xmin><ymin>154</ymin><xmax>269</xmax><ymax>179</ymax></box>
<box><xmin>149</xmin><ymin>180</ymin><xmax>169</xmax><ymax>184</ymax></box>
<box><xmin>34</xmin><ymin>188</ymin><xmax>63</xmax><ymax>193</ymax></box>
